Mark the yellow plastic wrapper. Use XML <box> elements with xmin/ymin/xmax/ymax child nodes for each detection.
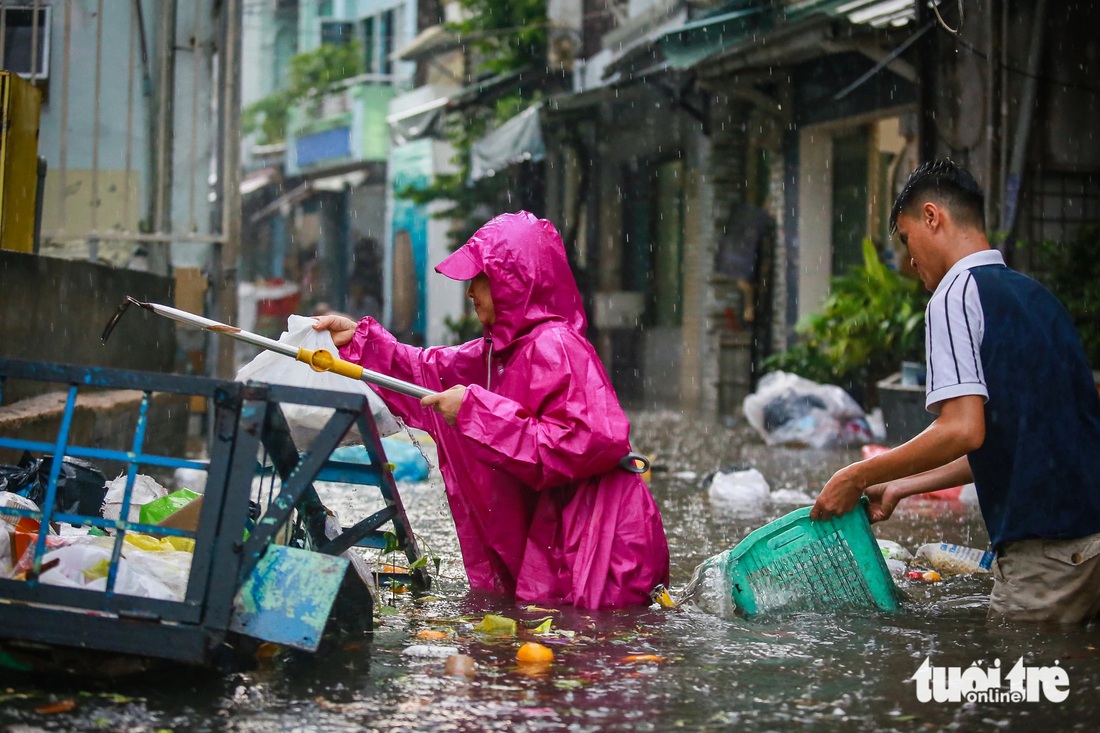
<box><xmin>124</xmin><ymin>533</ymin><xmax>196</xmax><ymax>553</ymax></box>
<box><xmin>473</xmin><ymin>614</ymin><xmax>517</xmax><ymax>636</ymax></box>
<box><xmin>650</xmin><ymin>584</ymin><xmax>676</xmax><ymax>608</ymax></box>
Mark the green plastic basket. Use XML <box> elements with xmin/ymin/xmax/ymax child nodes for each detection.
<box><xmin>724</xmin><ymin>498</ymin><xmax>900</xmax><ymax>617</ymax></box>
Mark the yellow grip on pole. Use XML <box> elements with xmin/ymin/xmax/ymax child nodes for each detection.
<box><xmin>296</xmin><ymin>347</ymin><xmax>365</xmax><ymax>380</ymax></box>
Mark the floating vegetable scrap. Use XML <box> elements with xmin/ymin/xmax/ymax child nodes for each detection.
<box><xmin>473</xmin><ymin>614</ymin><xmax>517</xmax><ymax>636</ymax></box>
<box><xmin>35</xmin><ymin>699</ymin><xmax>77</xmax><ymax>715</ymax></box>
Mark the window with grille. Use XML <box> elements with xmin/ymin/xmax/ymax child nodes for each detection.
<box><xmin>0</xmin><ymin>5</ymin><xmax>50</xmax><ymax>80</ymax></box>
<box><xmin>1021</xmin><ymin>171</ymin><xmax>1100</xmax><ymax>246</ymax></box>
<box><xmin>320</xmin><ymin>20</ymin><xmax>353</xmax><ymax>46</ymax></box>
<box><xmin>359</xmin><ymin>7</ymin><xmax>401</xmax><ymax>79</ymax></box>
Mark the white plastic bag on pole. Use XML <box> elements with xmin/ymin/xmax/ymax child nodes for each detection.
<box><xmin>235</xmin><ymin>315</ymin><xmax>400</xmax><ymax>444</ymax></box>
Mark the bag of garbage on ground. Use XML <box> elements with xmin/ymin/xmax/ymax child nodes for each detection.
<box><xmin>743</xmin><ymin>371</ymin><xmax>872</xmax><ymax>448</ymax></box>
<box><xmin>235</xmin><ymin>315</ymin><xmax>400</xmax><ymax>445</ymax></box>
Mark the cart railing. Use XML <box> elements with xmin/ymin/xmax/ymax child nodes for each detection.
<box><xmin>0</xmin><ymin>358</ymin><xmax>426</xmax><ymax>666</ymax></box>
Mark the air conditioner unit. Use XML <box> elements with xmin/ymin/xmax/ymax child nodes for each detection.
<box><xmin>0</xmin><ymin>71</ymin><xmax>42</xmax><ymax>253</ymax></box>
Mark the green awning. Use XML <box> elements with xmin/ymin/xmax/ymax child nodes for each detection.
<box><xmin>658</xmin><ymin>5</ymin><xmax>773</xmax><ymax>70</ymax></box>
<box><xmin>469</xmin><ymin>103</ymin><xmax>545</xmax><ymax>182</ymax></box>
<box><xmin>656</xmin><ymin>0</ymin><xmax>915</xmax><ymax>71</ymax></box>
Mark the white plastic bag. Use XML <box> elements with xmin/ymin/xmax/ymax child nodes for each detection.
<box><xmin>235</xmin><ymin>315</ymin><xmax>400</xmax><ymax>444</ymax></box>
<box><xmin>124</xmin><ymin>548</ymin><xmax>193</xmax><ymax>599</ymax></box>
<box><xmin>0</xmin><ymin>491</ymin><xmax>40</xmax><ymax>531</ymax></box>
<box><xmin>101</xmin><ymin>474</ymin><xmax>169</xmax><ymax>523</ymax></box>
<box><xmin>707</xmin><ymin>467</ymin><xmax>770</xmax><ymax>505</ymax></box>
<box><xmin>742</xmin><ymin>371</ymin><xmax>872</xmax><ymax>448</ymax></box>
<box><xmin>877</xmin><ymin>539</ymin><xmax>913</xmax><ymax>562</ymax></box>
<box><xmin>0</xmin><ymin>526</ymin><xmax>14</xmax><ymax>579</ymax></box>
<box><xmin>37</xmin><ymin>541</ymin><xmax>185</xmax><ymax>601</ymax></box>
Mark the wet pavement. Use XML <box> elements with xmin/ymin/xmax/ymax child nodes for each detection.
<box><xmin>1</xmin><ymin>411</ymin><xmax>1097</xmax><ymax>732</ymax></box>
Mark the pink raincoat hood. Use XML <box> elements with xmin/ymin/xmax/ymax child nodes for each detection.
<box><xmin>436</xmin><ymin>211</ymin><xmax>587</xmax><ymax>349</ymax></box>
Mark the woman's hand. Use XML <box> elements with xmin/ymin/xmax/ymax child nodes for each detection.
<box><xmin>421</xmin><ymin>385</ymin><xmax>467</xmax><ymax>426</ymax></box>
<box><xmin>311</xmin><ymin>314</ymin><xmax>359</xmax><ymax>347</ymax></box>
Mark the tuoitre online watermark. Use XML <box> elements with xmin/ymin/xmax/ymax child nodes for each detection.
<box><xmin>911</xmin><ymin>657</ymin><xmax>1069</xmax><ymax>703</ymax></box>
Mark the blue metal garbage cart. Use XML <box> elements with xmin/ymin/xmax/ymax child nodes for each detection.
<box><xmin>0</xmin><ymin>358</ymin><xmax>427</xmax><ymax>670</ymax></box>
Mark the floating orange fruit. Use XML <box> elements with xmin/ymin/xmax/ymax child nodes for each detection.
<box><xmin>516</xmin><ymin>642</ymin><xmax>554</xmax><ymax>664</ymax></box>
<box><xmin>256</xmin><ymin>642</ymin><xmax>282</xmax><ymax>659</ymax></box>
<box><xmin>417</xmin><ymin>629</ymin><xmax>447</xmax><ymax>639</ymax></box>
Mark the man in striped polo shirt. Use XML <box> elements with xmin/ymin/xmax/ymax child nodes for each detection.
<box><xmin>811</xmin><ymin>160</ymin><xmax>1100</xmax><ymax>623</ymax></box>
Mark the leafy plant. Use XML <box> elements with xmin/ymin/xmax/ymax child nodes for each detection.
<box><xmin>242</xmin><ymin>41</ymin><xmax>364</xmax><ymax>144</ymax></box>
<box><xmin>764</xmin><ymin>238</ymin><xmax>928</xmax><ymax>406</ymax></box>
<box><xmin>1026</xmin><ymin>226</ymin><xmax>1100</xmax><ymax>369</ymax></box>
<box><xmin>449</xmin><ymin>0</ymin><xmax>548</xmax><ymax>75</ymax></box>
<box><xmin>373</xmin><ymin>530</ymin><xmax>427</xmax><ymax>613</ymax></box>
<box><xmin>396</xmin><ymin>0</ymin><xmax>549</xmax><ymax>251</ymax></box>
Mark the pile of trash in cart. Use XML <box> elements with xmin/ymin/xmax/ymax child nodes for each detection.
<box><xmin>0</xmin><ymin>436</ymin><xmax>431</xmax><ymax>602</ymax></box>
<box><xmin>1</xmin><ymin>455</ymin><xmax>213</xmax><ymax>601</ymax></box>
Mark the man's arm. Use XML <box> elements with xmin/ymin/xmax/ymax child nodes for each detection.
<box><xmin>810</xmin><ymin>394</ymin><xmax>985</xmax><ymax>520</ymax></box>
<box><xmin>864</xmin><ymin>456</ymin><xmax>973</xmax><ymax>523</ymax></box>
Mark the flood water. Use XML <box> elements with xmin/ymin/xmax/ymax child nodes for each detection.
<box><xmin>2</xmin><ymin>411</ymin><xmax>1097</xmax><ymax>731</ymax></box>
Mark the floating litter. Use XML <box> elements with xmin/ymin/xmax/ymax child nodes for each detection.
<box><xmin>403</xmin><ymin>645</ymin><xmax>460</xmax><ymax>658</ymax></box>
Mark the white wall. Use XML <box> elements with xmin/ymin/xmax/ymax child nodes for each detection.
<box><xmin>35</xmin><ymin>0</ymin><xmax>218</xmax><ymax>269</ymax></box>
<box><xmin>424</xmin><ymin>139</ymin><xmax>466</xmax><ymax>347</ymax></box>
<box><xmin>796</xmin><ymin>125</ymin><xmax>833</xmax><ymax>323</ymax></box>
<box><xmin>795</xmin><ymin>115</ymin><xmax>908</xmax><ymax>322</ymax></box>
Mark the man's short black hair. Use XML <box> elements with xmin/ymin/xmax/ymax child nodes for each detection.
<box><xmin>890</xmin><ymin>159</ymin><xmax>986</xmax><ymax>234</ymax></box>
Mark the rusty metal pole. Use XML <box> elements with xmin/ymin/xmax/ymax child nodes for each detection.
<box><xmin>212</xmin><ymin>0</ymin><xmax>243</xmax><ymax>378</ymax></box>
<box><xmin>152</xmin><ymin>0</ymin><xmax>177</xmax><ymax>275</ymax></box>
<box><xmin>916</xmin><ymin>0</ymin><xmax>937</xmax><ymax>163</ymax></box>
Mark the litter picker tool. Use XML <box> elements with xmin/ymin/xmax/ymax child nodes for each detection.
<box><xmin>101</xmin><ymin>296</ymin><xmax>437</xmax><ymax>400</ymax></box>
<box><xmin>101</xmin><ymin>296</ymin><xmax>650</xmax><ymax>473</ymax></box>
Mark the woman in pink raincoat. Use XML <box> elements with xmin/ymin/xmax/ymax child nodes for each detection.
<box><xmin>314</xmin><ymin>211</ymin><xmax>669</xmax><ymax>608</ymax></box>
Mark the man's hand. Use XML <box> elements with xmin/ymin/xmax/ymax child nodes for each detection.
<box><xmin>810</xmin><ymin>463</ymin><xmax>864</xmax><ymax>521</ymax></box>
<box><xmin>863</xmin><ymin>481</ymin><xmax>902</xmax><ymax>523</ymax></box>
<box><xmin>311</xmin><ymin>314</ymin><xmax>359</xmax><ymax>347</ymax></box>
<box><xmin>421</xmin><ymin>385</ymin><xmax>467</xmax><ymax>426</ymax></box>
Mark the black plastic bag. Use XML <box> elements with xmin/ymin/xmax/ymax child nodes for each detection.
<box><xmin>0</xmin><ymin>461</ymin><xmax>38</xmax><ymax>495</ymax></box>
<box><xmin>1</xmin><ymin>452</ymin><xmax>108</xmax><ymax>517</ymax></box>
